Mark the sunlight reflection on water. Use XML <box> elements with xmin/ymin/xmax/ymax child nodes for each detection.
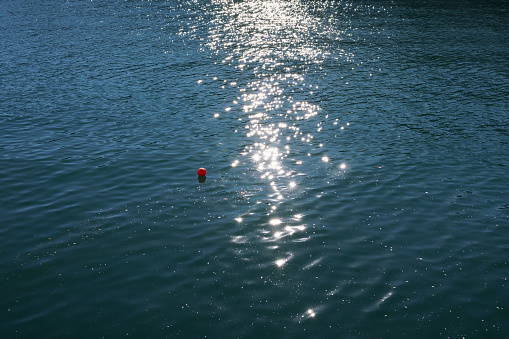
<box><xmin>207</xmin><ymin>0</ymin><xmax>353</xmax><ymax>274</ymax></box>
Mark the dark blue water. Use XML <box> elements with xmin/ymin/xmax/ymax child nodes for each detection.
<box><xmin>1</xmin><ymin>0</ymin><xmax>509</xmax><ymax>337</ymax></box>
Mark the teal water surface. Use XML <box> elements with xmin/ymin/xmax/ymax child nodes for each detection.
<box><xmin>1</xmin><ymin>0</ymin><xmax>509</xmax><ymax>338</ymax></box>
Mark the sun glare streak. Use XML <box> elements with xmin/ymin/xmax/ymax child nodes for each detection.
<box><xmin>208</xmin><ymin>2</ymin><xmax>356</xmax><ymax>296</ymax></box>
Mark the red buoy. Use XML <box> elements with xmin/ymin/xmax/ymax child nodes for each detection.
<box><xmin>197</xmin><ymin>168</ymin><xmax>207</xmax><ymax>176</ymax></box>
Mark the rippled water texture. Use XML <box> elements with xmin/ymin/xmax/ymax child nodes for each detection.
<box><xmin>1</xmin><ymin>0</ymin><xmax>509</xmax><ymax>337</ymax></box>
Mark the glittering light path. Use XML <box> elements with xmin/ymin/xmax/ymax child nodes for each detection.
<box><xmin>204</xmin><ymin>0</ymin><xmax>355</xmax><ymax>321</ymax></box>
<box><xmin>205</xmin><ymin>1</ymin><xmax>352</xmax><ymax>246</ymax></box>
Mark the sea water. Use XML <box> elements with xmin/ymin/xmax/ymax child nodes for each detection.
<box><xmin>1</xmin><ymin>0</ymin><xmax>508</xmax><ymax>337</ymax></box>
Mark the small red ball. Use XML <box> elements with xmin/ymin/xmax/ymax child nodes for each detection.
<box><xmin>197</xmin><ymin>168</ymin><xmax>207</xmax><ymax>176</ymax></box>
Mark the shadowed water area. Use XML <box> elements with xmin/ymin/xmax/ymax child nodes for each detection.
<box><xmin>1</xmin><ymin>0</ymin><xmax>508</xmax><ymax>337</ymax></box>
